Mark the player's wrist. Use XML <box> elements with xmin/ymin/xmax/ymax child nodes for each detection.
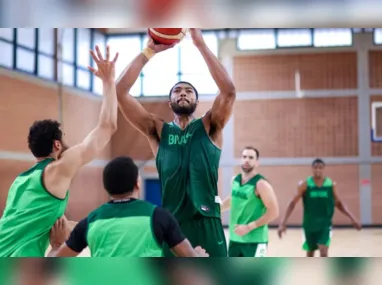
<box><xmin>248</xmin><ymin>222</ymin><xmax>257</xmax><ymax>231</ymax></box>
<box><xmin>142</xmin><ymin>47</ymin><xmax>155</xmax><ymax>60</ymax></box>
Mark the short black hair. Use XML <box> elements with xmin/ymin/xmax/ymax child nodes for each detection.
<box><xmin>242</xmin><ymin>146</ymin><xmax>260</xmax><ymax>159</ymax></box>
<box><xmin>28</xmin><ymin>120</ymin><xmax>63</xmax><ymax>158</ymax></box>
<box><xmin>312</xmin><ymin>158</ymin><xmax>325</xmax><ymax>166</ymax></box>
<box><xmin>103</xmin><ymin>156</ymin><xmax>139</xmax><ymax>196</ymax></box>
<box><xmin>169</xmin><ymin>81</ymin><xmax>199</xmax><ymax>100</ymax></box>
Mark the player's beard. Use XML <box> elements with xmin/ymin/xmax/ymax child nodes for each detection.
<box><xmin>171</xmin><ymin>102</ymin><xmax>197</xmax><ymax>116</ymax></box>
<box><xmin>241</xmin><ymin>166</ymin><xmax>254</xmax><ymax>173</ymax></box>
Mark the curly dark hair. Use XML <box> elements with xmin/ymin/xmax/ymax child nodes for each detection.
<box><xmin>103</xmin><ymin>156</ymin><xmax>139</xmax><ymax>195</ymax></box>
<box><xmin>27</xmin><ymin>119</ymin><xmax>63</xmax><ymax>158</ymax></box>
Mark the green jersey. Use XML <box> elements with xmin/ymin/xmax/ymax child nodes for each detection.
<box><xmin>87</xmin><ymin>199</ymin><xmax>162</xmax><ymax>257</ymax></box>
<box><xmin>156</xmin><ymin>118</ymin><xmax>221</xmax><ymax>222</ymax></box>
<box><xmin>0</xmin><ymin>158</ymin><xmax>69</xmax><ymax>257</ymax></box>
<box><xmin>302</xmin><ymin>176</ymin><xmax>335</xmax><ymax>232</ymax></box>
<box><xmin>229</xmin><ymin>174</ymin><xmax>268</xmax><ymax>243</ymax></box>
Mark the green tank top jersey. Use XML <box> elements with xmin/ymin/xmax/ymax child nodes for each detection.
<box><xmin>86</xmin><ymin>199</ymin><xmax>162</xmax><ymax>257</ymax></box>
<box><xmin>229</xmin><ymin>174</ymin><xmax>268</xmax><ymax>243</ymax></box>
<box><xmin>156</xmin><ymin>118</ymin><xmax>221</xmax><ymax>222</ymax></box>
<box><xmin>302</xmin><ymin>176</ymin><xmax>335</xmax><ymax>232</ymax></box>
<box><xmin>0</xmin><ymin>158</ymin><xmax>69</xmax><ymax>257</ymax></box>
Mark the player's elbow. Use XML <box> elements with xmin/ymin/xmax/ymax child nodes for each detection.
<box><xmin>98</xmin><ymin>121</ymin><xmax>118</xmax><ymax>135</ymax></box>
<box><xmin>226</xmin><ymin>88</ymin><xmax>236</xmax><ymax>100</ymax></box>
<box><xmin>269</xmin><ymin>204</ymin><xmax>279</xmax><ymax>221</ymax></box>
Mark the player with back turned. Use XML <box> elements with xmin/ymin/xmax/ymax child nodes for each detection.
<box><xmin>116</xmin><ymin>29</ymin><xmax>236</xmax><ymax>257</ymax></box>
<box><xmin>0</xmin><ymin>46</ymin><xmax>119</xmax><ymax>257</ymax></box>
<box><xmin>49</xmin><ymin>156</ymin><xmax>208</xmax><ymax>257</ymax></box>
<box><xmin>278</xmin><ymin>158</ymin><xmax>362</xmax><ymax>257</ymax></box>
<box><xmin>221</xmin><ymin>147</ymin><xmax>279</xmax><ymax>257</ymax></box>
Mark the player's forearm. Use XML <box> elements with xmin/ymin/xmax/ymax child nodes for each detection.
<box><xmin>280</xmin><ymin>202</ymin><xmax>296</xmax><ymax>225</ymax></box>
<box><xmin>116</xmin><ymin>53</ymin><xmax>148</xmax><ymax>96</ymax></box>
<box><xmin>196</xmin><ymin>43</ymin><xmax>235</xmax><ymax>95</ymax></box>
<box><xmin>98</xmin><ymin>80</ymin><xmax>118</xmax><ymax>131</ymax></box>
<box><xmin>221</xmin><ymin>196</ymin><xmax>231</xmax><ymax>212</ymax></box>
<box><xmin>248</xmin><ymin>207</ymin><xmax>279</xmax><ymax>230</ymax></box>
<box><xmin>336</xmin><ymin>202</ymin><xmax>356</xmax><ymax>222</ymax></box>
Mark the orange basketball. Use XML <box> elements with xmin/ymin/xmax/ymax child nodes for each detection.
<box><xmin>148</xmin><ymin>28</ymin><xmax>187</xmax><ymax>45</ymax></box>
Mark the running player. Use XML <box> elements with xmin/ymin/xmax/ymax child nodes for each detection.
<box><xmin>116</xmin><ymin>29</ymin><xmax>236</xmax><ymax>257</ymax></box>
<box><xmin>221</xmin><ymin>146</ymin><xmax>279</xmax><ymax>257</ymax></box>
<box><xmin>277</xmin><ymin>158</ymin><xmax>362</xmax><ymax>257</ymax></box>
<box><xmin>49</xmin><ymin>156</ymin><xmax>208</xmax><ymax>257</ymax></box>
<box><xmin>0</xmin><ymin>45</ymin><xmax>119</xmax><ymax>257</ymax></box>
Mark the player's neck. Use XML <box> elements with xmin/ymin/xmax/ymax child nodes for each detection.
<box><xmin>111</xmin><ymin>192</ymin><xmax>139</xmax><ymax>201</ymax></box>
<box><xmin>313</xmin><ymin>176</ymin><xmax>325</xmax><ymax>182</ymax></box>
<box><xmin>36</xmin><ymin>156</ymin><xmax>54</xmax><ymax>162</ymax></box>
<box><xmin>173</xmin><ymin>115</ymin><xmax>195</xmax><ymax>129</ymax></box>
<box><xmin>241</xmin><ymin>171</ymin><xmax>257</xmax><ymax>183</ymax></box>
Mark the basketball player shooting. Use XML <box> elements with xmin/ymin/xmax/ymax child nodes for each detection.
<box><xmin>116</xmin><ymin>28</ymin><xmax>236</xmax><ymax>257</ymax></box>
<box><xmin>277</xmin><ymin>158</ymin><xmax>362</xmax><ymax>257</ymax></box>
<box><xmin>0</xmin><ymin>46</ymin><xmax>119</xmax><ymax>257</ymax></box>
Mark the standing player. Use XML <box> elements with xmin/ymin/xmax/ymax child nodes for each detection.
<box><xmin>221</xmin><ymin>147</ymin><xmax>279</xmax><ymax>257</ymax></box>
<box><xmin>0</xmin><ymin>46</ymin><xmax>119</xmax><ymax>257</ymax></box>
<box><xmin>116</xmin><ymin>28</ymin><xmax>236</xmax><ymax>257</ymax></box>
<box><xmin>49</xmin><ymin>156</ymin><xmax>208</xmax><ymax>257</ymax></box>
<box><xmin>277</xmin><ymin>158</ymin><xmax>362</xmax><ymax>257</ymax></box>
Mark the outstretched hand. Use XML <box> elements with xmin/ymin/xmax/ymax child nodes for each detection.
<box><xmin>147</xmin><ymin>37</ymin><xmax>176</xmax><ymax>53</ymax></box>
<box><xmin>189</xmin><ymin>28</ymin><xmax>206</xmax><ymax>47</ymax></box>
<box><xmin>88</xmin><ymin>45</ymin><xmax>119</xmax><ymax>82</ymax></box>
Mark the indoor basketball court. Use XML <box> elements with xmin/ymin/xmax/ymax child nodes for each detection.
<box><xmin>1</xmin><ymin>28</ymin><xmax>382</xmax><ymax>258</ymax></box>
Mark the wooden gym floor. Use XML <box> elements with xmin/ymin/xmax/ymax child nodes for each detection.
<box><xmin>57</xmin><ymin>228</ymin><xmax>382</xmax><ymax>257</ymax></box>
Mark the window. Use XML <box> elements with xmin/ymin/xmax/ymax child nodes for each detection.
<box><xmin>38</xmin><ymin>28</ymin><xmax>54</xmax><ymax>55</ymax></box>
<box><xmin>313</xmin><ymin>28</ymin><xmax>352</xmax><ymax>47</ymax></box>
<box><xmin>130</xmin><ymin>77</ymin><xmax>142</xmax><ymax>97</ymax></box>
<box><xmin>38</xmin><ymin>55</ymin><xmax>54</xmax><ymax>80</ymax></box>
<box><xmin>277</xmin><ymin>29</ymin><xmax>312</xmax><ymax>47</ymax></box>
<box><xmin>92</xmin><ymin>75</ymin><xmax>103</xmax><ymax>95</ymax></box>
<box><xmin>59</xmin><ymin>28</ymin><xmax>74</xmax><ymax>63</ymax></box>
<box><xmin>17</xmin><ymin>28</ymin><xmax>36</xmax><ymax>49</ymax></box>
<box><xmin>0</xmin><ymin>28</ymin><xmax>13</xmax><ymax>41</ymax></box>
<box><xmin>76</xmin><ymin>69</ymin><xmax>91</xmax><ymax>90</ymax></box>
<box><xmin>179</xmin><ymin>33</ymin><xmax>218</xmax><ymax>74</ymax></box>
<box><xmin>143</xmin><ymin>75</ymin><xmax>178</xmax><ymax>96</ymax></box>
<box><xmin>0</xmin><ymin>41</ymin><xmax>13</xmax><ymax>67</ymax></box>
<box><xmin>107</xmin><ymin>35</ymin><xmax>141</xmax><ymax>79</ymax></box>
<box><xmin>237</xmin><ymin>29</ymin><xmax>276</xmax><ymax>50</ymax></box>
<box><xmin>107</xmin><ymin>35</ymin><xmax>142</xmax><ymax>96</ymax></box>
<box><xmin>16</xmin><ymin>48</ymin><xmax>35</xmax><ymax>73</ymax></box>
<box><xmin>374</xmin><ymin>28</ymin><xmax>382</xmax><ymax>44</ymax></box>
<box><xmin>93</xmin><ymin>31</ymin><xmax>106</xmax><ymax>56</ymax></box>
<box><xmin>76</xmin><ymin>28</ymin><xmax>91</xmax><ymax>68</ymax></box>
<box><xmin>59</xmin><ymin>63</ymin><xmax>74</xmax><ymax>86</ymax></box>
<box><xmin>180</xmin><ymin>73</ymin><xmax>218</xmax><ymax>95</ymax></box>
<box><xmin>143</xmin><ymin>43</ymin><xmax>179</xmax><ymax>76</ymax></box>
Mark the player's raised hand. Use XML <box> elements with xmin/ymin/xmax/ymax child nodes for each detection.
<box><xmin>194</xmin><ymin>246</ymin><xmax>209</xmax><ymax>257</ymax></box>
<box><xmin>88</xmin><ymin>45</ymin><xmax>119</xmax><ymax>82</ymax></box>
<box><xmin>147</xmin><ymin>37</ymin><xmax>176</xmax><ymax>53</ymax></box>
<box><xmin>277</xmin><ymin>224</ymin><xmax>287</xmax><ymax>239</ymax></box>
<box><xmin>189</xmin><ymin>28</ymin><xmax>206</xmax><ymax>48</ymax></box>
